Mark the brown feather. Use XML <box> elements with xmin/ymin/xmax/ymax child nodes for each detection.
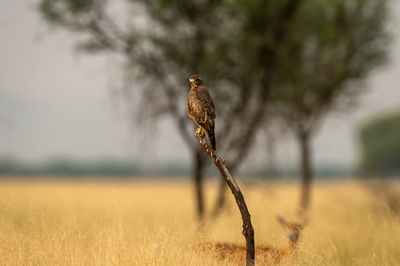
<box><xmin>187</xmin><ymin>75</ymin><xmax>216</xmax><ymax>150</ymax></box>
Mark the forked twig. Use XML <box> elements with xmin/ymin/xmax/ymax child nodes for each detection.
<box><xmin>197</xmin><ymin>134</ymin><xmax>255</xmax><ymax>266</ymax></box>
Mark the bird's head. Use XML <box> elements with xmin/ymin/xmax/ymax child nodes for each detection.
<box><xmin>189</xmin><ymin>74</ymin><xmax>203</xmax><ymax>87</ymax></box>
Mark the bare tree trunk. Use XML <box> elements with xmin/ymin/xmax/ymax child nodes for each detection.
<box><xmin>298</xmin><ymin>130</ymin><xmax>312</xmax><ymax>213</ymax></box>
<box><xmin>193</xmin><ymin>149</ymin><xmax>206</xmax><ymax>220</ymax></box>
<box><xmin>265</xmin><ymin>129</ymin><xmax>278</xmax><ymax>176</ymax></box>
<box><xmin>211</xmin><ymin>178</ymin><xmax>227</xmax><ymax>217</ymax></box>
<box><xmin>197</xmin><ymin>134</ymin><xmax>255</xmax><ymax>266</ymax></box>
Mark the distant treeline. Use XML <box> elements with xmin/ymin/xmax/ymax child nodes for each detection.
<box><xmin>0</xmin><ymin>157</ymin><xmax>352</xmax><ymax>179</ymax></box>
<box><xmin>0</xmin><ymin>158</ymin><xmax>189</xmax><ymax>178</ymax></box>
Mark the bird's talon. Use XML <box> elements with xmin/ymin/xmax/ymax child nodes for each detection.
<box><xmin>195</xmin><ymin>127</ymin><xmax>202</xmax><ymax>137</ymax></box>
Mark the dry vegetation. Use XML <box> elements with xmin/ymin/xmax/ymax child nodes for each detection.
<box><xmin>0</xmin><ymin>178</ymin><xmax>399</xmax><ymax>265</ymax></box>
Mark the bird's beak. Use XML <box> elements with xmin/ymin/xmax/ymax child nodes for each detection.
<box><xmin>189</xmin><ymin>78</ymin><xmax>194</xmax><ymax>83</ymax></box>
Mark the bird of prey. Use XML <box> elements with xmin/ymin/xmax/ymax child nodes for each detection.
<box><xmin>187</xmin><ymin>74</ymin><xmax>216</xmax><ymax>151</ymax></box>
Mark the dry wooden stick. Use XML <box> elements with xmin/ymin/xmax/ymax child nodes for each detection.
<box><xmin>197</xmin><ymin>133</ymin><xmax>255</xmax><ymax>266</ymax></box>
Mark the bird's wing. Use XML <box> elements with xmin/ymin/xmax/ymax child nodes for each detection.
<box><xmin>197</xmin><ymin>86</ymin><xmax>216</xmax><ymax>128</ymax></box>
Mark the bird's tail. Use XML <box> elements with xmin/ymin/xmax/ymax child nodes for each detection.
<box><xmin>206</xmin><ymin>129</ymin><xmax>216</xmax><ymax>151</ymax></box>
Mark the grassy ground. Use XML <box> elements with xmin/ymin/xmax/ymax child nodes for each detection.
<box><xmin>0</xmin><ymin>178</ymin><xmax>399</xmax><ymax>265</ymax></box>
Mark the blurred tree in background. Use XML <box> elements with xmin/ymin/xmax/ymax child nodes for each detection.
<box><xmin>359</xmin><ymin>111</ymin><xmax>400</xmax><ymax>177</ymax></box>
<box><xmin>271</xmin><ymin>0</ymin><xmax>389</xmax><ymax>212</ymax></box>
<box><xmin>38</xmin><ymin>0</ymin><xmax>271</xmax><ymax>220</ymax></box>
<box><xmin>209</xmin><ymin>0</ymin><xmax>307</xmax><ymax>217</ymax></box>
<box><xmin>37</xmin><ymin>0</ymin><xmax>390</xmax><ymax>218</ymax></box>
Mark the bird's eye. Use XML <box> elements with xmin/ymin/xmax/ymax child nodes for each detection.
<box><xmin>195</xmin><ymin>79</ymin><xmax>200</xmax><ymax>82</ymax></box>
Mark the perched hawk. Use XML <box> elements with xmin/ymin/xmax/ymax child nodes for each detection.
<box><xmin>187</xmin><ymin>74</ymin><xmax>216</xmax><ymax>151</ymax></box>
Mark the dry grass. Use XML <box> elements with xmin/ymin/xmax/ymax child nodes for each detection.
<box><xmin>0</xmin><ymin>178</ymin><xmax>399</xmax><ymax>265</ymax></box>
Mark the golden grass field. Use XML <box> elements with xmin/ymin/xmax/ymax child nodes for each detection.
<box><xmin>0</xmin><ymin>177</ymin><xmax>399</xmax><ymax>265</ymax></box>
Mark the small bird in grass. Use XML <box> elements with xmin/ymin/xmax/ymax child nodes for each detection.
<box><xmin>187</xmin><ymin>74</ymin><xmax>216</xmax><ymax>151</ymax></box>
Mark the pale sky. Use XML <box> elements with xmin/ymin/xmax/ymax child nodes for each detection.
<box><xmin>1</xmin><ymin>1</ymin><xmax>400</xmax><ymax>169</ymax></box>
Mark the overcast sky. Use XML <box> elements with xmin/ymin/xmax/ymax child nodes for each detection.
<box><xmin>1</xmin><ymin>1</ymin><xmax>400</xmax><ymax>169</ymax></box>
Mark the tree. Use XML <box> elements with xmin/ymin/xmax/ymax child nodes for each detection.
<box><xmin>272</xmin><ymin>0</ymin><xmax>389</xmax><ymax>212</ymax></box>
<box><xmin>359</xmin><ymin>111</ymin><xmax>400</xmax><ymax>177</ymax></box>
<box><xmin>37</xmin><ymin>0</ymin><xmax>268</xmax><ymax>220</ymax></box>
<box><xmin>210</xmin><ymin>0</ymin><xmax>308</xmax><ymax>216</ymax></box>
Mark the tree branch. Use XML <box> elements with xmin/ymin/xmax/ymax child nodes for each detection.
<box><xmin>197</xmin><ymin>133</ymin><xmax>255</xmax><ymax>266</ymax></box>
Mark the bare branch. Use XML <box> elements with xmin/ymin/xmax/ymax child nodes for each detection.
<box><xmin>197</xmin><ymin>134</ymin><xmax>255</xmax><ymax>266</ymax></box>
